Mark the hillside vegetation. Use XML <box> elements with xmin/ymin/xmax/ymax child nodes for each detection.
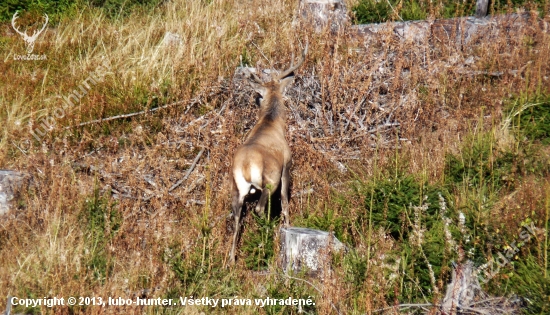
<box><xmin>1</xmin><ymin>0</ymin><xmax>549</xmax><ymax>314</ymax></box>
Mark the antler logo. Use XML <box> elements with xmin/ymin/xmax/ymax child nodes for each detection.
<box><xmin>11</xmin><ymin>12</ymin><xmax>49</xmax><ymax>54</ymax></box>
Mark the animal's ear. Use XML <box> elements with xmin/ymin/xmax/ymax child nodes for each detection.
<box><xmin>279</xmin><ymin>75</ymin><xmax>295</xmax><ymax>94</ymax></box>
<box><xmin>250</xmin><ymin>82</ymin><xmax>268</xmax><ymax>98</ymax></box>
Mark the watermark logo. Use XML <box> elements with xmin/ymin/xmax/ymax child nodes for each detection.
<box><xmin>11</xmin><ymin>11</ymin><xmax>48</xmax><ymax>60</ymax></box>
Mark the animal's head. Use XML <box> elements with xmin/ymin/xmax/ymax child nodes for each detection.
<box><xmin>247</xmin><ymin>42</ymin><xmax>308</xmax><ymax>112</ymax></box>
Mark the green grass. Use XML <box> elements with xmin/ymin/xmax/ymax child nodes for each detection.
<box><xmin>0</xmin><ymin>0</ymin><xmax>78</xmax><ymax>23</ymax></box>
<box><xmin>352</xmin><ymin>0</ymin><xmax>550</xmax><ymax>24</ymax></box>
<box><xmin>0</xmin><ymin>0</ymin><xmax>164</xmax><ymax>22</ymax></box>
<box><xmin>508</xmin><ymin>94</ymin><xmax>550</xmax><ymax>144</ymax></box>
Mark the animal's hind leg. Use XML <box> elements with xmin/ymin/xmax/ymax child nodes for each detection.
<box><xmin>230</xmin><ymin>183</ymin><xmax>244</xmax><ymax>265</ymax></box>
<box><xmin>281</xmin><ymin>162</ymin><xmax>291</xmax><ymax>226</ymax></box>
<box><xmin>255</xmin><ymin>187</ymin><xmax>271</xmax><ymax>217</ymax></box>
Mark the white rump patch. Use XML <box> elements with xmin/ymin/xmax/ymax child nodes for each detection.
<box><xmin>233</xmin><ymin>169</ymin><xmax>251</xmax><ymax>199</ymax></box>
<box><xmin>250</xmin><ymin>165</ymin><xmax>262</xmax><ymax>187</ymax></box>
<box><xmin>234</xmin><ymin>165</ymin><xmax>262</xmax><ymax>197</ymax></box>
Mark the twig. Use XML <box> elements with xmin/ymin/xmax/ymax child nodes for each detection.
<box><xmin>251</xmin><ymin>41</ymin><xmax>272</xmax><ymax>67</ymax></box>
<box><xmin>181</xmin><ymin>98</ymin><xmax>229</xmax><ymax>132</ymax></box>
<box><xmin>294</xmin><ymin>187</ymin><xmax>314</xmax><ymax>197</ymax></box>
<box><xmin>11</xmin><ymin>141</ymin><xmax>28</xmax><ymax>155</ymax></box>
<box><xmin>185</xmin><ymin>176</ymin><xmax>205</xmax><ymax>194</ymax></box>
<box><xmin>185</xmin><ymin>199</ymin><xmax>205</xmax><ymax>206</ymax></box>
<box><xmin>368</xmin><ymin>122</ymin><xmax>400</xmax><ymax>134</ymax></box>
<box><xmin>216</xmin><ymin>99</ymin><xmax>230</xmax><ymax>116</ymax></box>
<box><xmin>168</xmin><ymin>148</ymin><xmax>205</xmax><ymax>192</ymax></box>
<box><xmin>385</xmin><ymin>0</ymin><xmax>404</xmax><ymax>22</ymax></box>
<box><xmin>111</xmin><ymin>187</ymin><xmax>138</xmax><ymax>200</ymax></box>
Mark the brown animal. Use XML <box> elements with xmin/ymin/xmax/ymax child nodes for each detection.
<box><xmin>229</xmin><ymin>43</ymin><xmax>308</xmax><ymax>265</ymax></box>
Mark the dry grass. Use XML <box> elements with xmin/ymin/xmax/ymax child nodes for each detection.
<box><xmin>1</xmin><ymin>0</ymin><xmax>549</xmax><ymax>314</ymax></box>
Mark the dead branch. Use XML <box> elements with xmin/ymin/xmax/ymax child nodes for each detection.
<box><xmin>67</xmin><ymin>100</ymin><xmax>186</xmax><ymax>129</ymax></box>
<box><xmin>67</xmin><ymin>85</ymin><xmax>227</xmax><ymax>129</ymax></box>
<box><xmin>168</xmin><ymin>148</ymin><xmax>205</xmax><ymax>192</ymax></box>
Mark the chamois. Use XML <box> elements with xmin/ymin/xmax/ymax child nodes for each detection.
<box><xmin>229</xmin><ymin>43</ymin><xmax>308</xmax><ymax>265</ymax></box>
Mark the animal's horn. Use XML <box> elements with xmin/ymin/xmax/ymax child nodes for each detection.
<box><xmin>277</xmin><ymin>40</ymin><xmax>308</xmax><ymax>80</ymax></box>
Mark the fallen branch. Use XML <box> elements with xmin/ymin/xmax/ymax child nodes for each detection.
<box><xmin>168</xmin><ymin>148</ymin><xmax>205</xmax><ymax>192</ymax></box>
<box><xmin>67</xmin><ymin>85</ymin><xmax>227</xmax><ymax>129</ymax></box>
<box><xmin>66</xmin><ymin>100</ymin><xmax>186</xmax><ymax>129</ymax></box>
<box><xmin>185</xmin><ymin>176</ymin><xmax>205</xmax><ymax>194</ymax></box>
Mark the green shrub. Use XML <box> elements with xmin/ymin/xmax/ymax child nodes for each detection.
<box><xmin>364</xmin><ymin>172</ymin><xmax>442</xmax><ymax>240</ymax></box>
<box><xmin>298</xmin><ymin>207</ymin><xmax>353</xmax><ymax>245</ymax></box>
<box><xmin>444</xmin><ymin>122</ymin><xmax>549</xmax><ymax>196</ymax></box>
<box><xmin>352</xmin><ymin>167</ymin><xmax>458</xmax><ymax>302</ymax></box>
<box><xmin>499</xmin><ymin>255</ymin><xmax>550</xmax><ymax>314</ymax></box>
<box><xmin>0</xmin><ymin>0</ymin><xmax>165</xmax><ymax>22</ymax></box>
<box><xmin>445</xmin><ymin>130</ymin><xmax>509</xmax><ymax>191</ymax></box>
<box><xmin>87</xmin><ymin>0</ymin><xmax>164</xmax><ymax>18</ymax></box>
<box><xmin>0</xmin><ymin>0</ymin><xmax>78</xmax><ymax>23</ymax></box>
<box><xmin>352</xmin><ymin>0</ymin><xmax>392</xmax><ymax>24</ymax></box>
<box><xmin>242</xmin><ymin>213</ymin><xmax>279</xmax><ymax>271</ymax></box>
<box><xmin>342</xmin><ymin>250</ymin><xmax>368</xmax><ymax>290</ymax></box>
<box><xmin>352</xmin><ymin>0</ymin><xmax>549</xmax><ymax>24</ymax></box>
<box><xmin>166</xmin><ymin>238</ymin><xmax>240</xmax><ymax>300</ymax></box>
<box><xmin>400</xmin><ymin>0</ymin><xmax>428</xmax><ymax>21</ymax></box>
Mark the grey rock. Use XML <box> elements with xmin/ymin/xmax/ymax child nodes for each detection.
<box><xmin>0</xmin><ymin>170</ymin><xmax>30</xmax><ymax>215</ymax></box>
<box><xmin>162</xmin><ymin>32</ymin><xmax>182</xmax><ymax>47</ymax></box>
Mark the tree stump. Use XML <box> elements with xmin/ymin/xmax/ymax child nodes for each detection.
<box><xmin>0</xmin><ymin>170</ymin><xmax>30</xmax><ymax>215</ymax></box>
<box><xmin>279</xmin><ymin>227</ymin><xmax>345</xmax><ymax>277</ymax></box>
<box><xmin>439</xmin><ymin>261</ymin><xmax>521</xmax><ymax>314</ymax></box>
<box><xmin>475</xmin><ymin>0</ymin><xmax>489</xmax><ymax>18</ymax></box>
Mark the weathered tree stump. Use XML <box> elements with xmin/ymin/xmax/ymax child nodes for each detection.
<box><xmin>280</xmin><ymin>227</ymin><xmax>345</xmax><ymax>277</ymax></box>
<box><xmin>439</xmin><ymin>261</ymin><xmax>521</xmax><ymax>314</ymax></box>
<box><xmin>0</xmin><ymin>170</ymin><xmax>30</xmax><ymax>215</ymax></box>
<box><xmin>475</xmin><ymin>0</ymin><xmax>489</xmax><ymax>18</ymax></box>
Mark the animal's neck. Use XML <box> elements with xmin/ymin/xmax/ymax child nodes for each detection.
<box><xmin>259</xmin><ymin>95</ymin><xmax>286</xmax><ymax>123</ymax></box>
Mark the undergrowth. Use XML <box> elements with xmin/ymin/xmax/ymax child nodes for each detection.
<box><xmin>352</xmin><ymin>0</ymin><xmax>550</xmax><ymax>24</ymax></box>
<box><xmin>81</xmin><ymin>185</ymin><xmax>122</xmax><ymax>284</ymax></box>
